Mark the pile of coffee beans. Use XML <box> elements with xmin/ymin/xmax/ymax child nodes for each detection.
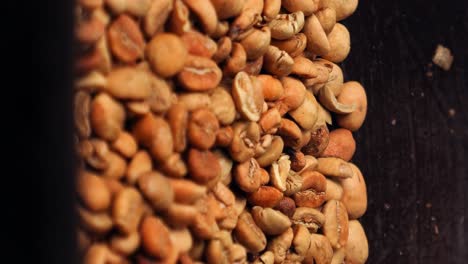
<box><xmin>74</xmin><ymin>0</ymin><xmax>369</xmax><ymax>263</ymax></box>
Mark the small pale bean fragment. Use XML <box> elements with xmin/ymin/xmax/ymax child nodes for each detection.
<box><xmin>256</xmin><ymin>136</ymin><xmax>284</xmax><ymax>167</ymax></box>
<box><xmin>169</xmin><ymin>0</ymin><xmax>192</xmax><ymax>35</ymax></box>
<box><xmin>170</xmin><ymin>228</ymin><xmax>193</xmax><ymax>253</ymax></box>
<box><xmin>292</xmin><ymin>225</ymin><xmax>311</xmax><ymax>257</ymax></box>
<box><xmin>289</xmin><ymin>91</ymin><xmax>319</xmax><ymax>130</ymax></box>
<box><xmin>147</xmin><ymin>75</ymin><xmax>173</xmax><ymax>114</ymax></box>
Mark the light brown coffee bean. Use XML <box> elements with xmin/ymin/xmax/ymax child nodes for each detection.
<box><xmin>257</xmin><ymin>74</ymin><xmax>284</xmax><ymax>101</ymax></box>
<box><xmin>297</xmin><ymin>155</ymin><xmax>318</xmax><ymax>174</ymax></box>
<box><xmin>305</xmin><ymin>234</ymin><xmax>333</xmax><ymax>264</ymax></box>
<box><xmin>322</xmin><ymin>23</ymin><xmax>351</xmax><ymax>63</ymax></box>
<box><xmin>146</xmin><ymin>33</ymin><xmax>187</xmax><ymax>78</ymax></box>
<box><xmin>293</xmin><ymin>170</ymin><xmax>326</xmax><ymax>208</ymax></box>
<box><xmin>113</xmin><ymin>187</ymin><xmax>144</xmax><ymax>234</ymax></box>
<box><xmin>159</xmin><ymin>153</ymin><xmax>188</xmax><ymax>178</ymax></box>
<box><xmin>83</xmin><ymin>243</ymin><xmax>123</xmax><ymax>264</ymax></box>
<box><xmin>126</xmin><ymin>150</ymin><xmax>152</xmax><ymax>185</ymax></box>
<box><xmin>336</xmin><ymin>81</ymin><xmax>368</xmax><ymax>131</ymax></box>
<box><xmin>240</xmin><ymin>27</ymin><xmax>272</xmax><ymax>60</ymax></box>
<box><xmin>289</xmin><ymin>91</ymin><xmax>319</xmax><ymax>131</ymax></box>
<box><xmin>269</xmin><ymin>11</ymin><xmax>305</xmax><ymax>40</ymax></box>
<box><xmin>191</xmin><ymin>210</ymin><xmax>220</xmax><ymax>239</ymax></box>
<box><xmin>269</xmin><ymin>154</ymin><xmax>291</xmax><ymax>192</ymax></box>
<box><xmin>188</xmin><ymin>108</ymin><xmax>219</xmax><ymax>150</ymax></box>
<box><xmin>216</xmin><ymin>126</ymin><xmax>234</xmax><ymax>147</ymax></box>
<box><xmin>209</xmin><ymin>87</ymin><xmax>236</xmax><ymax>125</ymax></box>
<box><xmin>322</xmin><ymin>200</ymin><xmax>349</xmax><ymax>249</ymax></box>
<box><xmin>234</xmin><ymin>211</ymin><xmax>267</xmax><ymax>253</ymax></box>
<box><xmin>133</xmin><ymin>113</ymin><xmax>174</xmax><ymax>162</ymax></box>
<box><xmin>111</xmin><ymin>131</ymin><xmax>137</xmax><ymax>158</ymax></box>
<box><xmin>168</xmin><ymin>178</ymin><xmax>207</xmax><ymax>205</ymax></box>
<box><xmin>188</xmin><ymin>148</ymin><xmax>221</xmax><ymax>185</ymax></box>
<box><xmin>267</xmin><ymin>227</ymin><xmax>293</xmax><ymax>263</ymax></box>
<box><xmin>143</xmin><ymin>0</ymin><xmax>173</xmax><ymax>37</ymax></box>
<box><xmin>213</xmin><ymin>36</ymin><xmax>232</xmax><ymax>63</ymax></box>
<box><xmin>284</xmin><ymin>170</ymin><xmax>303</xmax><ymax>196</ymax></box>
<box><xmin>101</xmin><ymin>151</ymin><xmax>127</xmax><ymax>180</ymax></box>
<box><xmin>340</xmin><ymin>163</ymin><xmax>367</xmax><ymax>219</ymax></box>
<box><xmin>169</xmin><ymin>0</ymin><xmax>192</xmax><ymax>35</ymax></box>
<box><xmin>223</xmin><ymin>42</ymin><xmax>247</xmax><ymax>77</ymax></box>
<box><xmin>183</xmin><ymin>0</ymin><xmax>218</xmax><ymax>35</ymax></box>
<box><xmin>252</xmin><ymin>206</ymin><xmax>291</xmax><ymax>235</ymax></box>
<box><xmin>74</xmin><ymin>91</ymin><xmax>92</xmax><ymax>138</ymax></box>
<box><xmin>301</xmin><ymin>124</ymin><xmax>330</xmax><ymax>156</ymax></box>
<box><xmin>278</xmin><ymin>118</ymin><xmax>303</xmax><ymax>149</ymax></box>
<box><xmin>234</xmin><ymin>158</ymin><xmax>262</xmax><ymax>193</ymax></box>
<box><xmin>78</xmin><ymin>206</ymin><xmax>113</xmax><ymax>235</ymax></box>
<box><xmin>107</xmin><ymin>14</ymin><xmax>145</xmax><ymax>63</ymax></box>
<box><xmin>263</xmin><ymin>0</ymin><xmax>281</xmax><ymax>20</ymax></box>
<box><xmin>291</xmin><ymin>207</ymin><xmax>325</xmax><ymax>233</ymax></box>
<box><xmin>303</xmin><ymin>14</ymin><xmax>330</xmax><ymax>56</ymax></box>
<box><xmin>274</xmin><ymin>196</ymin><xmax>296</xmax><ymax>218</ymax></box>
<box><xmin>140</xmin><ymin>216</ymin><xmax>173</xmax><ymax>259</ymax></box>
<box><xmin>110</xmin><ymin>231</ymin><xmax>140</xmax><ymax>256</ymax></box>
<box><xmin>259</xmin><ymin>108</ymin><xmax>282</xmax><ymax>134</ymax></box>
<box><xmin>344</xmin><ymin>220</ymin><xmax>369</xmax><ymax>264</ymax></box>
<box><xmin>325</xmin><ymin>178</ymin><xmax>344</xmax><ymax>201</ymax></box>
<box><xmin>165</xmin><ymin>203</ymin><xmax>198</xmax><ymax>227</ymax></box>
<box><xmin>263</xmin><ymin>45</ymin><xmax>294</xmax><ymax>77</ymax></box>
<box><xmin>321</xmin><ymin>0</ymin><xmax>358</xmax><ymax>21</ymax></box>
<box><xmin>206</xmin><ymin>240</ymin><xmax>230</xmax><ymax>264</ymax></box>
<box><xmin>178</xmin><ymin>55</ymin><xmax>222</xmax><ymax>91</ymax></box>
<box><xmin>316</xmin><ymin>7</ymin><xmax>336</xmax><ymax>34</ymax></box>
<box><xmin>316</xmin><ymin>157</ymin><xmax>354</xmax><ymax>178</ymax></box>
<box><xmin>77</xmin><ymin>170</ymin><xmax>111</xmax><ymax>212</ymax></box>
<box><xmin>138</xmin><ymin>171</ymin><xmax>174</xmax><ymax>211</ymax></box>
<box><xmin>321</xmin><ymin>128</ymin><xmax>356</xmax><ymax>161</ymax></box>
<box><xmin>167</xmin><ymin>103</ymin><xmax>188</xmax><ymax>153</ymax></box>
<box><xmin>232</xmin><ymin>71</ymin><xmax>265</xmax><ymax>122</ymax></box>
<box><xmin>256</xmin><ymin>136</ymin><xmax>284</xmax><ymax>167</ymax></box>
<box><xmin>276</xmin><ymin>77</ymin><xmax>307</xmax><ymax>115</ymax></box>
<box><xmin>292</xmin><ymin>225</ymin><xmax>311</xmax><ymax>257</ymax></box>
<box><xmin>90</xmin><ymin>93</ymin><xmax>125</xmax><ymax>142</ymax></box>
<box><xmin>181</xmin><ymin>30</ymin><xmax>218</xmax><ymax>58</ymax></box>
<box><xmin>271</xmin><ymin>33</ymin><xmax>307</xmax><ymax>58</ymax></box>
<box><xmin>282</xmin><ymin>0</ymin><xmax>319</xmax><ymax>16</ymax></box>
<box><xmin>247</xmin><ymin>186</ymin><xmax>284</xmax><ymax>208</ymax></box>
<box><xmin>147</xmin><ymin>75</ymin><xmax>173</xmax><ymax>114</ymax></box>
<box><xmin>169</xmin><ymin>228</ymin><xmax>193</xmax><ymax>254</ymax></box>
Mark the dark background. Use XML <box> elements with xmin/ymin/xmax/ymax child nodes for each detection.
<box><xmin>16</xmin><ymin>0</ymin><xmax>467</xmax><ymax>263</ymax></box>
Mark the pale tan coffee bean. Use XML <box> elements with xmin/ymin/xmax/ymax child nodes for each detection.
<box><xmin>336</xmin><ymin>81</ymin><xmax>368</xmax><ymax>131</ymax></box>
<box><xmin>209</xmin><ymin>87</ymin><xmax>236</xmax><ymax>125</ymax></box>
<box><xmin>111</xmin><ymin>131</ymin><xmax>137</xmax><ymax>158</ymax></box>
<box><xmin>146</xmin><ymin>33</ymin><xmax>187</xmax><ymax>77</ymax></box>
<box><xmin>160</xmin><ymin>153</ymin><xmax>188</xmax><ymax>178</ymax></box>
<box><xmin>170</xmin><ymin>228</ymin><xmax>193</xmax><ymax>253</ymax></box>
<box><xmin>74</xmin><ymin>91</ymin><xmax>91</xmax><ymax>139</ymax></box>
<box><xmin>325</xmin><ymin>178</ymin><xmax>344</xmax><ymax>201</ymax></box>
<box><xmin>257</xmin><ymin>74</ymin><xmax>284</xmax><ymax>101</ymax></box>
<box><xmin>284</xmin><ymin>170</ymin><xmax>303</xmax><ymax>196</ymax></box>
<box><xmin>140</xmin><ymin>216</ymin><xmax>173</xmax><ymax>259</ymax></box>
<box><xmin>316</xmin><ymin>7</ymin><xmax>337</xmax><ymax>34</ymax></box>
<box><xmin>101</xmin><ymin>151</ymin><xmax>127</xmax><ymax>180</ymax></box>
<box><xmin>304</xmin><ymin>234</ymin><xmax>333</xmax><ymax>264</ymax></box>
<box><xmin>234</xmin><ymin>158</ymin><xmax>262</xmax><ymax>193</ymax></box>
<box><xmin>110</xmin><ymin>231</ymin><xmax>140</xmax><ymax>256</ymax></box>
<box><xmin>240</xmin><ymin>27</ymin><xmax>272</xmax><ymax>60</ymax></box>
<box><xmin>316</xmin><ymin>157</ymin><xmax>354</xmax><ymax>178</ymax></box>
<box><xmin>112</xmin><ymin>187</ymin><xmax>144</xmax><ymax>235</ymax></box>
<box><xmin>340</xmin><ymin>163</ymin><xmax>367</xmax><ymax>219</ymax></box>
<box><xmin>289</xmin><ymin>91</ymin><xmax>319</xmax><ymax>130</ymax></box>
<box><xmin>271</xmin><ymin>33</ymin><xmax>307</xmax><ymax>58</ymax></box>
<box><xmin>147</xmin><ymin>74</ymin><xmax>173</xmax><ymax>114</ymax></box>
<box><xmin>125</xmin><ymin>150</ymin><xmax>152</xmax><ymax>185</ymax></box>
<box><xmin>269</xmin><ymin>11</ymin><xmax>305</xmax><ymax>40</ymax></box>
<box><xmin>256</xmin><ymin>136</ymin><xmax>284</xmax><ymax>167</ymax></box>
<box><xmin>143</xmin><ymin>0</ymin><xmax>173</xmax><ymax>37</ymax></box>
<box><xmin>234</xmin><ymin>211</ymin><xmax>267</xmax><ymax>253</ymax></box>
<box><xmin>90</xmin><ymin>93</ymin><xmax>125</xmax><ymax>142</ymax></box>
<box><xmin>263</xmin><ymin>45</ymin><xmax>294</xmax><ymax>77</ymax></box>
<box><xmin>183</xmin><ymin>0</ymin><xmax>218</xmax><ymax>35</ymax></box>
<box><xmin>331</xmin><ymin>247</ymin><xmax>346</xmax><ymax>264</ymax></box>
<box><xmin>78</xmin><ymin>205</ymin><xmax>113</xmax><ymax>235</ymax></box>
<box><xmin>247</xmin><ymin>186</ymin><xmax>284</xmax><ymax>208</ymax></box>
<box><xmin>282</xmin><ymin>0</ymin><xmax>319</xmax><ymax>16</ymax></box>
<box><xmin>188</xmin><ymin>108</ymin><xmax>219</xmax><ymax>150</ymax></box>
<box><xmin>178</xmin><ymin>55</ymin><xmax>223</xmax><ymax>92</ymax></box>
<box><xmin>178</xmin><ymin>92</ymin><xmax>212</xmax><ymax>111</ymax></box>
<box><xmin>267</xmin><ymin>227</ymin><xmax>293</xmax><ymax>264</ymax></box>
<box><xmin>181</xmin><ymin>30</ymin><xmax>218</xmax><ymax>58</ymax></box>
<box><xmin>132</xmin><ymin>113</ymin><xmax>173</xmax><ymax>162</ymax></box>
<box><xmin>321</xmin><ymin>0</ymin><xmax>358</xmax><ymax>21</ymax></box>
<box><xmin>276</xmin><ymin>77</ymin><xmax>307</xmax><ymax>115</ymax></box>
<box><xmin>77</xmin><ymin>170</ymin><xmax>111</xmax><ymax>212</ymax></box>
<box><xmin>274</xmin><ymin>196</ymin><xmax>296</xmax><ymax>218</ymax></box>
<box><xmin>344</xmin><ymin>220</ymin><xmax>369</xmax><ymax>264</ymax></box>
<box><xmin>165</xmin><ymin>203</ymin><xmax>198</xmax><ymax>227</ymax></box>
<box><xmin>322</xmin><ymin>23</ymin><xmax>351</xmax><ymax>63</ymax></box>
<box><xmin>292</xmin><ymin>225</ymin><xmax>311</xmax><ymax>257</ymax></box>
<box><xmin>251</xmin><ymin>206</ymin><xmax>291</xmax><ymax>235</ymax></box>
<box><xmin>138</xmin><ymin>171</ymin><xmax>174</xmax><ymax>211</ymax></box>
<box><xmin>232</xmin><ymin>71</ymin><xmax>265</xmax><ymax>122</ymax></box>
<box><xmin>322</xmin><ymin>200</ymin><xmax>349</xmax><ymax>249</ymax></box>
<box><xmin>291</xmin><ymin>207</ymin><xmax>325</xmax><ymax>233</ymax></box>
<box><xmin>262</xmin><ymin>0</ymin><xmax>281</xmax><ymax>20</ymax></box>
